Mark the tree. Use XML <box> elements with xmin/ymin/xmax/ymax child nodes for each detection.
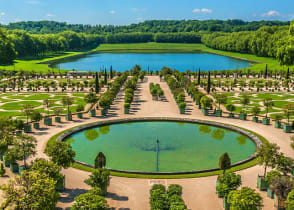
<box><xmin>197</xmin><ymin>68</ymin><xmax>201</xmax><ymax>85</ymax></box>
<box><xmin>1</xmin><ymin>170</ymin><xmax>59</xmax><ymax>210</ymax></box>
<box><xmin>72</xmin><ymin>187</ymin><xmax>109</xmax><ymax>210</ymax></box>
<box><xmin>62</xmin><ymin>96</ymin><xmax>74</xmax><ymax>114</ymax></box>
<box><xmin>240</xmin><ymin>94</ymin><xmax>250</xmax><ymax>113</ymax></box>
<box><xmin>21</xmin><ymin>104</ymin><xmax>34</xmax><ymax>124</ymax></box>
<box><xmin>200</xmin><ymin>96</ymin><xmax>213</xmax><ymax>109</ymax></box>
<box><xmin>0</xmin><ymin>28</ymin><xmax>16</xmax><ymax>64</ymax></box>
<box><xmin>84</xmin><ymin>92</ymin><xmax>99</xmax><ymax>108</ymax></box>
<box><xmin>216</xmin><ymin>172</ymin><xmax>242</xmax><ymax>198</ymax></box>
<box><xmin>276</xmin><ymin>154</ymin><xmax>294</xmax><ymax>175</ymax></box>
<box><xmin>45</xmin><ymin>141</ymin><xmax>75</xmax><ymax>168</ymax></box>
<box><xmin>270</xmin><ymin>176</ymin><xmax>294</xmax><ymax>203</ymax></box>
<box><xmin>219</xmin><ymin>152</ymin><xmax>231</xmax><ymax>174</ymax></box>
<box><xmin>167</xmin><ymin>184</ymin><xmax>182</xmax><ymax>198</ymax></box>
<box><xmin>95</xmin><ymin>152</ymin><xmax>106</xmax><ymax>169</ymax></box>
<box><xmin>286</xmin><ymin>189</ymin><xmax>294</xmax><ymax>210</ymax></box>
<box><xmin>256</xmin><ymin>143</ymin><xmax>280</xmax><ymax>177</ymax></box>
<box><xmin>283</xmin><ymin>104</ymin><xmax>294</xmax><ymax>125</ymax></box>
<box><xmin>264</xmin><ymin>64</ymin><xmax>268</xmax><ymax>78</ymax></box>
<box><xmin>215</xmin><ymin>94</ymin><xmax>227</xmax><ymax>110</ymax></box>
<box><xmin>226</xmin><ymin>104</ymin><xmax>236</xmax><ymax>114</ymax></box>
<box><xmin>110</xmin><ymin>65</ymin><xmax>113</xmax><ymax>79</ymax></box>
<box><xmin>0</xmin><ymin>163</ymin><xmax>5</xmax><ymax>177</ymax></box>
<box><xmin>207</xmin><ymin>71</ymin><xmax>211</xmax><ymax>94</ymax></box>
<box><xmin>251</xmin><ymin>105</ymin><xmax>261</xmax><ymax>117</ymax></box>
<box><xmin>43</xmin><ymin>99</ymin><xmax>53</xmax><ymax>116</ymax></box>
<box><xmin>14</xmin><ymin>134</ymin><xmax>37</xmax><ymax>169</ymax></box>
<box><xmin>30</xmin><ymin>158</ymin><xmax>63</xmax><ymax>187</ymax></box>
<box><xmin>95</xmin><ymin>72</ymin><xmax>99</xmax><ymax>93</ymax></box>
<box><xmin>30</xmin><ymin>110</ymin><xmax>42</xmax><ymax>122</ymax></box>
<box><xmin>104</xmin><ymin>68</ymin><xmax>107</xmax><ymax>85</ymax></box>
<box><xmin>84</xmin><ymin>169</ymin><xmax>110</xmax><ymax>196</ymax></box>
<box><xmin>263</xmin><ymin>97</ymin><xmax>273</xmax><ymax>118</ymax></box>
<box><xmin>227</xmin><ymin>187</ymin><xmax>263</xmax><ymax>210</ymax></box>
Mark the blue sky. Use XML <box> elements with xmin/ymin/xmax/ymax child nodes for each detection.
<box><xmin>0</xmin><ymin>0</ymin><xmax>293</xmax><ymax>25</ymax></box>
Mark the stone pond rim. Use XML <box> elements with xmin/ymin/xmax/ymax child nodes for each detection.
<box><xmin>55</xmin><ymin>117</ymin><xmax>263</xmax><ymax>176</ymax></box>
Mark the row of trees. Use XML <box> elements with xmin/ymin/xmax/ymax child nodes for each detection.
<box><xmin>202</xmin><ymin>20</ymin><xmax>294</xmax><ymax>65</ymax></box>
<box><xmin>3</xmin><ymin>20</ymin><xmax>289</xmax><ymax>34</ymax></box>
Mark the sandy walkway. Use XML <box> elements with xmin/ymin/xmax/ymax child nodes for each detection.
<box><xmin>3</xmin><ymin>76</ymin><xmax>293</xmax><ymax>210</ymax></box>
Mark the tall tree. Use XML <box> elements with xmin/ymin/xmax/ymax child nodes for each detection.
<box><xmin>219</xmin><ymin>152</ymin><xmax>231</xmax><ymax>174</ymax></box>
<box><xmin>207</xmin><ymin>71</ymin><xmax>211</xmax><ymax>94</ymax></box>
<box><xmin>197</xmin><ymin>67</ymin><xmax>201</xmax><ymax>85</ymax></box>
<box><xmin>110</xmin><ymin>65</ymin><xmax>113</xmax><ymax>79</ymax></box>
<box><xmin>95</xmin><ymin>72</ymin><xmax>99</xmax><ymax>94</ymax></box>
<box><xmin>95</xmin><ymin>152</ymin><xmax>106</xmax><ymax>169</ymax></box>
<box><xmin>264</xmin><ymin>64</ymin><xmax>268</xmax><ymax>79</ymax></box>
<box><xmin>84</xmin><ymin>169</ymin><xmax>110</xmax><ymax>196</ymax></box>
<box><xmin>104</xmin><ymin>68</ymin><xmax>107</xmax><ymax>85</ymax></box>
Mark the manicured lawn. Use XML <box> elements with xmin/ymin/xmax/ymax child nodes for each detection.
<box><xmin>0</xmin><ymin>101</ymin><xmax>42</xmax><ymax>110</ymax></box>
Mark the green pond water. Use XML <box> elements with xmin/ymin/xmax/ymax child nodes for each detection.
<box><xmin>65</xmin><ymin>121</ymin><xmax>256</xmax><ymax>172</ymax></box>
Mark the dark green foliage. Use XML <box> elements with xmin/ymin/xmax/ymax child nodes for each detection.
<box><xmin>95</xmin><ymin>72</ymin><xmax>99</xmax><ymax>94</ymax></box>
<box><xmin>95</xmin><ymin>152</ymin><xmax>106</xmax><ymax>169</ymax></box>
<box><xmin>84</xmin><ymin>169</ymin><xmax>110</xmax><ymax>196</ymax></box>
<box><xmin>219</xmin><ymin>152</ymin><xmax>231</xmax><ymax>174</ymax></box>
<box><xmin>0</xmin><ymin>28</ymin><xmax>16</xmax><ymax>64</ymax></box>
<box><xmin>216</xmin><ymin>172</ymin><xmax>242</xmax><ymax>198</ymax></box>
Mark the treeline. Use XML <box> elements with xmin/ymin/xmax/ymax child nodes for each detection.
<box><xmin>0</xmin><ymin>29</ymin><xmax>201</xmax><ymax>64</ymax></box>
<box><xmin>2</xmin><ymin>20</ymin><xmax>289</xmax><ymax>34</ymax></box>
<box><xmin>202</xmin><ymin>20</ymin><xmax>294</xmax><ymax>65</ymax></box>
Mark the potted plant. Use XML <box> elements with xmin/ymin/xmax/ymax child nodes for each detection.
<box><xmin>283</xmin><ymin>104</ymin><xmax>294</xmax><ymax>133</ymax></box>
<box><xmin>251</xmin><ymin>105</ymin><xmax>261</xmax><ymax>123</ymax></box>
<box><xmin>265</xmin><ymin>170</ymin><xmax>281</xmax><ymax>199</ymax></box>
<box><xmin>21</xmin><ymin>104</ymin><xmax>33</xmax><ymax>133</ymax></box>
<box><xmin>76</xmin><ymin>104</ymin><xmax>84</xmax><ymax>119</ymax></box>
<box><xmin>263</xmin><ymin>97</ymin><xmax>273</xmax><ymax>125</ymax></box>
<box><xmin>215</xmin><ymin>94</ymin><xmax>227</xmax><ymax>117</ymax></box>
<box><xmin>200</xmin><ymin>96</ymin><xmax>212</xmax><ymax>116</ymax></box>
<box><xmin>0</xmin><ymin>163</ymin><xmax>5</xmax><ymax>177</ymax></box>
<box><xmin>226</xmin><ymin>104</ymin><xmax>236</xmax><ymax>118</ymax></box>
<box><xmin>4</xmin><ymin>148</ymin><xmax>19</xmax><ymax>173</ymax></box>
<box><xmin>124</xmin><ymin>103</ymin><xmax>130</xmax><ymax>114</ymax></box>
<box><xmin>273</xmin><ymin>114</ymin><xmax>283</xmax><ymax>128</ymax></box>
<box><xmin>99</xmin><ymin>95</ymin><xmax>111</xmax><ymax>116</ymax></box>
<box><xmin>62</xmin><ymin>96</ymin><xmax>74</xmax><ymax>121</ymax></box>
<box><xmin>43</xmin><ymin>99</ymin><xmax>53</xmax><ymax>126</ymax></box>
<box><xmin>13</xmin><ymin>120</ymin><xmax>24</xmax><ymax>136</ymax></box>
<box><xmin>84</xmin><ymin>92</ymin><xmax>99</xmax><ymax>117</ymax></box>
<box><xmin>31</xmin><ymin>111</ymin><xmax>42</xmax><ymax>129</ymax></box>
<box><xmin>239</xmin><ymin>94</ymin><xmax>250</xmax><ymax>120</ymax></box>
<box><xmin>179</xmin><ymin>102</ymin><xmax>186</xmax><ymax>114</ymax></box>
<box><xmin>54</xmin><ymin>107</ymin><xmax>63</xmax><ymax>123</ymax></box>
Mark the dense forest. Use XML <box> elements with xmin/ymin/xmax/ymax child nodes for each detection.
<box><xmin>1</xmin><ymin>20</ymin><xmax>289</xmax><ymax>34</ymax></box>
<box><xmin>202</xmin><ymin>20</ymin><xmax>294</xmax><ymax>65</ymax></box>
<box><xmin>0</xmin><ymin>19</ymin><xmax>293</xmax><ymax>66</ymax></box>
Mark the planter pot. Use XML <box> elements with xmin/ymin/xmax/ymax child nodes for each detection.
<box><xmin>101</xmin><ymin>108</ymin><xmax>108</xmax><ymax>116</ymax></box>
<box><xmin>33</xmin><ymin>122</ymin><xmax>40</xmax><ymax>129</ymax></box>
<box><xmin>124</xmin><ymin>107</ymin><xmax>130</xmax><ymax>114</ymax></box>
<box><xmin>152</xmin><ymin>95</ymin><xmax>158</xmax><ymax>101</ymax></box>
<box><xmin>229</xmin><ymin>113</ymin><xmax>235</xmax><ymax>118</ymax></box>
<box><xmin>55</xmin><ymin>116</ymin><xmax>61</xmax><ymax>123</ymax></box>
<box><xmin>3</xmin><ymin>157</ymin><xmax>10</xmax><ymax>167</ymax></box>
<box><xmin>66</xmin><ymin>114</ymin><xmax>72</xmax><ymax>121</ymax></box>
<box><xmin>15</xmin><ymin>130</ymin><xmax>22</xmax><ymax>136</ymax></box>
<box><xmin>239</xmin><ymin>113</ymin><xmax>247</xmax><ymax>120</ymax></box>
<box><xmin>275</xmin><ymin>122</ymin><xmax>281</xmax><ymax>128</ymax></box>
<box><xmin>201</xmin><ymin>108</ymin><xmax>209</xmax><ymax>116</ymax></box>
<box><xmin>10</xmin><ymin>162</ymin><xmax>19</xmax><ymax>173</ymax></box>
<box><xmin>24</xmin><ymin>124</ymin><xmax>32</xmax><ymax>133</ymax></box>
<box><xmin>283</xmin><ymin>124</ymin><xmax>292</xmax><ymax>133</ymax></box>
<box><xmin>56</xmin><ymin>176</ymin><xmax>65</xmax><ymax>191</ymax></box>
<box><xmin>267</xmin><ymin>188</ymin><xmax>275</xmax><ymax>199</ymax></box>
<box><xmin>44</xmin><ymin>118</ymin><xmax>52</xmax><ymax>126</ymax></box>
<box><xmin>77</xmin><ymin>113</ymin><xmax>83</xmax><ymax>119</ymax></box>
<box><xmin>215</xmin><ymin>110</ymin><xmax>222</xmax><ymax>117</ymax></box>
<box><xmin>180</xmin><ymin>107</ymin><xmax>185</xmax><ymax>114</ymax></box>
<box><xmin>223</xmin><ymin>198</ymin><xmax>230</xmax><ymax>210</ymax></box>
<box><xmin>262</xmin><ymin>118</ymin><xmax>270</xmax><ymax>125</ymax></box>
<box><xmin>257</xmin><ymin>176</ymin><xmax>268</xmax><ymax>191</ymax></box>
<box><xmin>89</xmin><ymin>109</ymin><xmax>96</xmax><ymax>117</ymax></box>
<box><xmin>18</xmin><ymin>166</ymin><xmax>25</xmax><ymax>175</ymax></box>
<box><xmin>252</xmin><ymin>116</ymin><xmax>259</xmax><ymax>123</ymax></box>
<box><xmin>275</xmin><ymin>197</ymin><xmax>286</xmax><ymax>209</ymax></box>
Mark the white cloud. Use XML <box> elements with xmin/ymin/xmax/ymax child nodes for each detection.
<box><xmin>26</xmin><ymin>0</ymin><xmax>40</xmax><ymax>5</ymax></box>
<box><xmin>0</xmin><ymin>12</ymin><xmax>5</xmax><ymax>16</ymax></box>
<box><xmin>261</xmin><ymin>10</ymin><xmax>280</xmax><ymax>17</ymax></box>
<box><xmin>135</xmin><ymin>17</ymin><xmax>143</xmax><ymax>21</ymax></box>
<box><xmin>47</xmin><ymin>14</ymin><xmax>55</xmax><ymax>17</ymax></box>
<box><xmin>109</xmin><ymin>10</ymin><xmax>116</xmax><ymax>14</ymax></box>
<box><xmin>193</xmin><ymin>8</ymin><xmax>212</xmax><ymax>14</ymax></box>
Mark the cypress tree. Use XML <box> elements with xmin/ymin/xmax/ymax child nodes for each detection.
<box><xmin>286</xmin><ymin>67</ymin><xmax>290</xmax><ymax>80</ymax></box>
<box><xmin>95</xmin><ymin>72</ymin><xmax>99</xmax><ymax>93</ymax></box>
<box><xmin>219</xmin><ymin>152</ymin><xmax>231</xmax><ymax>174</ymax></box>
<box><xmin>110</xmin><ymin>65</ymin><xmax>113</xmax><ymax>79</ymax></box>
<box><xmin>198</xmin><ymin>67</ymin><xmax>201</xmax><ymax>85</ymax></box>
<box><xmin>104</xmin><ymin>68</ymin><xmax>107</xmax><ymax>85</ymax></box>
<box><xmin>207</xmin><ymin>71</ymin><xmax>211</xmax><ymax>94</ymax></box>
<box><xmin>264</xmin><ymin>64</ymin><xmax>268</xmax><ymax>79</ymax></box>
<box><xmin>95</xmin><ymin>152</ymin><xmax>106</xmax><ymax>169</ymax></box>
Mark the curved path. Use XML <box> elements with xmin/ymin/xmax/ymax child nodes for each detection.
<box><xmin>14</xmin><ymin>76</ymin><xmax>294</xmax><ymax>209</ymax></box>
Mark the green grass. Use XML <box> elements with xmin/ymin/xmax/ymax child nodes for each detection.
<box><xmin>0</xmin><ymin>42</ymin><xmax>287</xmax><ymax>73</ymax></box>
<box><xmin>0</xmin><ymin>101</ymin><xmax>42</xmax><ymax>110</ymax></box>
<box><xmin>45</xmin><ymin>119</ymin><xmax>268</xmax><ymax>179</ymax></box>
